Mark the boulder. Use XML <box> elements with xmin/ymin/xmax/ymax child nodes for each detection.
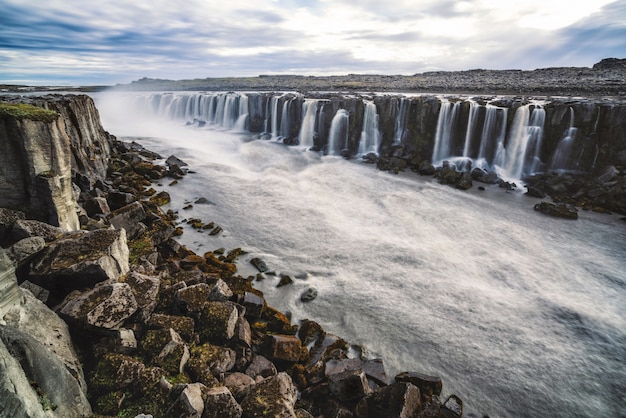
<box><xmin>209</xmin><ymin>278</ymin><xmax>234</xmax><ymax>302</ymax></box>
<box><xmin>234</xmin><ymin>316</ymin><xmax>253</xmax><ymax>348</ymax></box>
<box><xmin>265</xmin><ymin>334</ymin><xmax>304</xmax><ymax>363</ymax></box>
<box><xmin>525</xmin><ymin>186</ymin><xmax>546</xmax><ymax>198</ymax></box>
<box><xmin>328</xmin><ymin>368</ymin><xmax>372</xmax><ymax>402</ymax></box>
<box><xmin>6</xmin><ymin>236</ymin><xmax>45</xmax><ymax>268</ymax></box>
<box><xmin>300</xmin><ymin>287</ymin><xmax>318</xmax><ymax>302</ymax></box>
<box><xmin>147</xmin><ymin>313</ymin><xmax>195</xmax><ymax>341</ymax></box>
<box><xmin>187</xmin><ymin>343</ymin><xmax>237</xmax><ymax>385</ymax></box>
<box><xmin>28</xmin><ymin>228</ymin><xmax>130</xmax><ymax>294</ymax></box>
<box><xmin>59</xmin><ymin>282</ymin><xmax>138</xmax><ymax>330</ymax></box>
<box><xmin>441</xmin><ymin>394</ymin><xmax>463</xmax><ymax>418</ymax></box>
<box><xmin>250</xmin><ymin>257</ymin><xmax>269</xmax><ymax>272</ymax></box>
<box><xmin>417</xmin><ymin>160</ymin><xmax>436</xmax><ymax>175</ymax></box>
<box><xmin>224</xmin><ymin>372</ymin><xmax>256</xmax><ymax>401</ymax></box>
<box><xmin>123</xmin><ymin>271</ymin><xmax>160</xmax><ymax>322</ymax></box>
<box><xmin>202</xmin><ymin>386</ymin><xmax>243</xmax><ymax>418</ymax></box>
<box><xmin>395</xmin><ymin>371</ymin><xmax>443</xmax><ymax>399</ymax></box>
<box><xmin>166</xmin><ymin>155</ymin><xmax>188</xmax><ymax>170</ymax></box>
<box><xmin>8</xmin><ymin>218</ymin><xmax>63</xmax><ymax>243</ymax></box>
<box><xmin>0</xmin><ymin>326</ymin><xmax>92</xmax><ymax>418</ymax></box>
<box><xmin>0</xmin><ymin>248</ymin><xmax>22</xmax><ymax>319</ymax></box>
<box><xmin>107</xmin><ymin>201</ymin><xmax>147</xmax><ymax>239</ymax></box>
<box><xmin>0</xmin><ymin>208</ymin><xmax>25</xmax><ymax>244</ymax></box>
<box><xmin>245</xmin><ymin>354</ymin><xmax>277</xmax><ymax>380</ymax></box>
<box><xmin>165</xmin><ymin>383</ymin><xmax>206</xmax><ymax>418</ymax></box>
<box><xmin>326</xmin><ymin>358</ymin><xmax>390</xmax><ymax>387</ymax></box>
<box><xmin>242</xmin><ymin>291</ymin><xmax>265</xmax><ymax>318</ymax></box>
<box><xmin>83</xmin><ymin>196</ymin><xmax>111</xmax><ymax>218</ymax></box>
<box><xmin>176</xmin><ymin>283</ymin><xmax>212</xmax><ymax>314</ymax></box>
<box><xmin>455</xmin><ymin>172</ymin><xmax>472</xmax><ymax>190</ymax></box>
<box><xmin>89</xmin><ymin>353</ymin><xmax>145</xmax><ymax>392</ymax></box>
<box><xmin>355</xmin><ymin>382</ymin><xmax>421</xmax><ymax>418</ymax></box>
<box><xmin>197</xmin><ymin>301</ymin><xmax>239</xmax><ymax>344</ymax></box>
<box><xmin>107</xmin><ymin>190</ymin><xmax>137</xmax><ymax>211</ymax></box>
<box><xmin>534</xmin><ymin>201</ymin><xmax>578</xmax><ymax>219</ymax></box>
<box><xmin>241</xmin><ymin>372</ymin><xmax>298</xmax><ymax>418</ymax></box>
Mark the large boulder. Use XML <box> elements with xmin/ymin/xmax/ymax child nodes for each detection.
<box><xmin>27</xmin><ymin>228</ymin><xmax>130</xmax><ymax>294</ymax></box>
<box><xmin>533</xmin><ymin>201</ymin><xmax>578</xmax><ymax>219</ymax></box>
<box><xmin>197</xmin><ymin>301</ymin><xmax>239</xmax><ymax>344</ymax></box>
<box><xmin>106</xmin><ymin>201</ymin><xmax>147</xmax><ymax>240</ymax></box>
<box><xmin>8</xmin><ymin>219</ymin><xmax>63</xmax><ymax>243</ymax></box>
<box><xmin>6</xmin><ymin>236</ymin><xmax>45</xmax><ymax>268</ymax></box>
<box><xmin>0</xmin><ymin>326</ymin><xmax>92</xmax><ymax>418</ymax></box>
<box><xmin>186</xmin><ymin>343</ymin><xmax>237</xmax><ymax>385</ymax></box>
<box><xmin>355</xmin><ymin>382</ymin><xmax>422</xmax><ymax>418</ymax></box>
<box><xmin>203</xmin><ymin>386</ymin><xmax>243</xmax><ymax>418</ymax></box>
<box><xmin>59</xmin><ymin>282</ymin><xmax>138</xmax><ymax>330</ymax></box>
<box><xmin>241</xmin><ymin>372</ymin><xmax>298</xmax><ymax>418</ymax></box>
<box><xmin>0</xmin><ymin>249</ymin><xmax>21</xmax><ymax>316</ymax></box>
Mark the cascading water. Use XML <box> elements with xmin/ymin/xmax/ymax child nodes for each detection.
<box><xmin>271</xmin><ymin>95</ymin><xmax>281</xmax><ymax>139</ymax></box>
<box><xmin>233</xmin><ymin>94</ymin><xmax>249</xmax><ymax>132</ymax></box>
<box><xmin>462</xmin><ymin>100</ymin><xmax>479</xmax><ymax>158</ymax></box>
<box><xmin>431</xmin><ymin>100</ymin><xmax>461</xmax><ymax>164</ymax></box>
<box><xmin>550</xmin><ymin>107</ymin><xmax>578</xmax><ymax>170</ymax></box>
<box><xmin>95</xmin><ymin>91</ymin><xmax>626</xmax><ymax>418</ymax></box>
<box><xmin>393</xmin><ymin>98</ymin><xmax>410</xmax><ymax>144</ymax></box>
<box><xmin>298</xmin><ymin>99</ymin><xmax>320</xmax><ymax>148</ymax></box>
<box><xmin>495</xmin><ymin>104</ymin><xmax>545</xmax><ymax>179</ymax></box>
<box><xmin>476</xmin><ymin>105</ymin><xmax>507</xmax><ymax>166</ymax></box>
<box><xmin>358</xmin><ymin>101</ymin><xmax>381</xmax><ymax>156</ymax></box>
<box><xmin>327</xmin><ymin>109</ymin><xmax>349</xmax><ymax>155</ymax></box>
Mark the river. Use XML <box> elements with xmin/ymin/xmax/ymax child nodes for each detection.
<box><xmin>94</xmin><ymin>92</ymin><xmax>626</xmax><ymax>418</ymax></box>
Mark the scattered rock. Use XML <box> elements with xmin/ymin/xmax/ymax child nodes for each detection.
<box><xmin>250</xmin><ymin>257</ymin><xmax>269</xmax><ymax>272</ymax></box>
<box><xmin>300</xmin><ymin>287</ymin><xmax>318</xmax><ymax>302</ymax></box>
<box><xmin>534</xmin><ymin>201</ymin><xmax>578</xmax><ymax>219</ymax></box>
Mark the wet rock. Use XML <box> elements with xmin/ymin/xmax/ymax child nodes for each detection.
<box><xmin>277</xmin><ymin>274</ymin><xmax>294</xmax><ymax>287</ymax></box>
<box><xmin>328</xmin><ymin>368</ymin><xmax>372</xmax><ymax>402</ymax></box>
<box><xmin>326</xmin><ymin>358</ymin><xmax>390</xmax><ymax>388</ymax></box>
<box><xmin>534</xmin><ymin>201</ymin><xmax>578</xmax><ymax>219</ymax></box>
<box><xmin>298</xmin><ymin>319</ymin><xmax>325</xmax><ymax>346</ymax></box>
<box><xmin>166</xmin><ymin>155</ymin><xmax>188</xmax><ymax>170</ymax></box>
<box><xmin>250</xmin><ymin>257</ymin><xmax>269</xmax><ymax>272</ymax></box>
<box><xmin>28</xmin><ymin>228</ymin><xmax>130</xmax><ymax>294</ymax></box>
<box><xmin>525</xmin><ymin>185</ymin><xmax>546</xmax><ymax>198</ymax></box>
<box><xmin>242</xmin><ymin>291</ymin><xmax>265</xmax><ymax>318</ymax></box>
<box><xmin>395</xmin><ymin>371</ymin><xmax>443</xmax><ymax>400</ymax></box>
<box><xmin>241</xmin><ymin>372</ymin><xmax>298</xmax><ymax>418</ymax></box>
<box><xmin>0</xmin><ymin>208</ymin><xmax>25</xmax><ymax>243</ymax></box>
<box><xmin>441</xmin><ymin>394</ymin><xmax>463</xmax><ymax>418</ymax></box>
<box><xmin>149</xmin><ymin>191</ymin><xmax>171</xmax><ymax>206</ymax></box>
<box><xmin>59</xmin><ymin>281</ymin><xmax>138</xmax><ymax>330</ymax></box>
<box><xmin>203</xmin><ymin>386</ymin><xmax>243</xmax><ymax>418</ymax></box>
<box><xmin>300</xmin><ymin>287</ymin><xmax>318</xmax><ymax>302</ymax></box>
<box><xmin>234</xmin><ymin>316</ymin><xmax>253</xmax><ymax>348</ymax></box>
<box><xmin>417</xmin><ymin>160</ymin><xmax>436</xmax><ymax>175</ymax></box>
<box><xmin>355</xmin><ymin>382</ymin><xmax>421</xmax><ymax>418</ymax></box>
<box><xmin>197</xmin><ymin>301</ymin><xmax>239</xmax><ymax>343</ymax></box>
<box><xmin>455</xmin><ymin>172</ymin><xmax>473</xmax><ymax>190</ymax></box>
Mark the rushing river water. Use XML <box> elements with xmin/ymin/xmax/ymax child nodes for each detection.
<box><xmin>94</xmin><ymin>93</ymin><xmax>626</xmax><ymax>418</ymax></box>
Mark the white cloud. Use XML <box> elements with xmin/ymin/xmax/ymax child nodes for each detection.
<box><xmin>0</xmin><ymin>0</ymin><xmax>623</xmax><ymax>84</ymax></box>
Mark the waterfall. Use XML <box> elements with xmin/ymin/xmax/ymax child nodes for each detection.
<box><xmin>496</xmin><ymin>104</ymin><xmax>545</xmax><ymax>179</ymax></box>
<box><xmin>328</xmin><ymin>109</ymin><xmax>350</xmax><ymax>155</ymax></box>
<box><xmin>271</xmin><ymin>95</ymin><xmax>281</xmax><ymax>139</ymax></box>
<box><xmin>477</xmin><ymin>105</ymin><xmax>507</xmax><ymax>165</ymax></box>
<box><xmin>358</xmin><ymin>101</ymin><xmax>381</xmax><ymax>155</ymax></box>
<box><xmin>431</xmin><ymin>100</ymin><xmax>461</xmax><ymax>163</ymax></box>
<box><xmin>393</xmin><ymin>98</ymin><xmax>410</xmax><ymax>144</ymax></box>
<box><xmin>298</xmin><ymin>99</ymin><xmax>320</xmax><ymax>148</ymax></box>
<box><xmin>550</xmin><ymin>107</ymin><xmax>578</xmax><ymax>170</ymax></box>
<box><xmin>233</xmin><ymin>94</ymin><xmax>249</xmax><ymax>131</ymax></box>
<box><xmin>462</xmin><ymin>101</ymin><xmax>479</xmax><ymax>158</ymax></box>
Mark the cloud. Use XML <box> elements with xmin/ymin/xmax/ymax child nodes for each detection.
<box><xmin>0</xmin><ymin>0</ymin><xmax>623</xmax><ymax>85</ymax></box>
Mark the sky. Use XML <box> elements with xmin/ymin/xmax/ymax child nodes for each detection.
<box><xmin>1</xmin><ymin>0</ymin><xmax>625</xmax><ymax>86</ymax></box>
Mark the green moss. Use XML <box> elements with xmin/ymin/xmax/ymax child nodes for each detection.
<box><xmin>128</xmin><ymin>235</ymin><xmax>153</xmax><ymax>265</ymax></box>
<box><xmin>0</xmin><ymin>102</ymin><xmax>59</xmax><ymax>122</ymax></box>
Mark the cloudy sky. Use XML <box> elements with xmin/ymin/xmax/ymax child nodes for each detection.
<box><xmin>1</xmin><ymin>0</ymin><xmax>624</xmax><ymax>86</ymax></box>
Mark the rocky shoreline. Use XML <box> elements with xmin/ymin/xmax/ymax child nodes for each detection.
<box><xmin>0</xmin><ymin>96</ymin><xmax>466</xmax><ymax>417</ymax></box>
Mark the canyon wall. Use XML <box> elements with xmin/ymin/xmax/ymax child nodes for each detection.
<box><xmin>0</xmin><ymin>95</ymin><xmax>112</xmax><ymax>230</ymax></box>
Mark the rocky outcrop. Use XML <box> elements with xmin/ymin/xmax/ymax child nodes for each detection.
<box><xmin>0</xmin><ymin>95</ymin><xmax>113</xmax><ymax>230</ymax></box>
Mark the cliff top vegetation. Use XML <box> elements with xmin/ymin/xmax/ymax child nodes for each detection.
<box><xmin>0</xmin><ymin>102</ymin><xmax>58</xmax><ymax>122</ymax></box>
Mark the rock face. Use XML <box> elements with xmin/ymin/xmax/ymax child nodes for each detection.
<box><xmin>0</xmin><ymin>249</ymin><xmax>21</xmax><ymax>315</ymax></box>
<box><xmin>0</xmin><ymin>95</ymin><xmax>112</xmax><ymax>230</ymax></box>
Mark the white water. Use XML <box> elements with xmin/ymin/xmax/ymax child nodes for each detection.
<box><xmin>550</xmin><ymin>107</ymin><xmax>578</xmax><ymax>171</ymax></box>
<box><xmin>358</xmin><ymin>100</ymin><xmax>381</xmax><ymax>156</ymax></box>
<box><xmin>298</xmin><ymin>99</ymin><xmax>320</xmax><ymax>148</ymax></box>
<box><xmin>328</xmin><ymin>109</ymin><xmax>349</xmax><ymax>155</ymax></box>
<box><xmin>94</xmin><ymin>92</ymin><xmax>626</xmax><ymax>418</ymax></box>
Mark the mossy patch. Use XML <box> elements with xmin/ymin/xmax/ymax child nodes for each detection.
<box><xmin>0</xmin><ymin>102</ymin><xmax>59</xmax><ymax>122</ymax></box>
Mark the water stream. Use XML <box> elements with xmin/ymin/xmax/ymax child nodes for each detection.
<box><xmin>94</xmin><ymin>92</ymin><xmax>626</xmax><ymax>418</ymax></box>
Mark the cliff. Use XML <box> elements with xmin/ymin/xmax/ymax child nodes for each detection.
<box><xmin>0</xmin><ymin>95</ymin><xmax>112</xmax><ymax>230</ymax></box>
